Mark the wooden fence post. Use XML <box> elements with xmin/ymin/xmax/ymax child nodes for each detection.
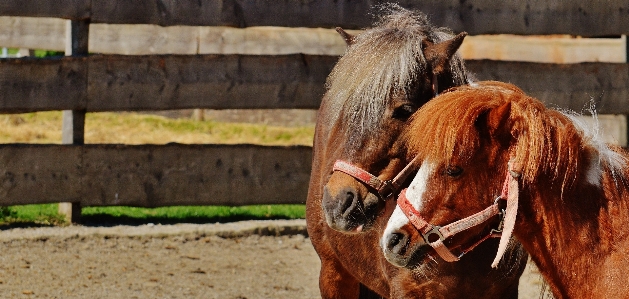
<box><xmin>59</xmin><ymin>19</ymin><xmax>89</xmax><ymax>224</ymax></box>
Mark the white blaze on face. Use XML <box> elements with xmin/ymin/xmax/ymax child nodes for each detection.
<box><xmin>382</xmin><ymin>161</ymin><xmax>435</xmax><ymax>244</ymax></box>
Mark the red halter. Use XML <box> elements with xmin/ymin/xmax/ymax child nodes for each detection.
<box><xmin>332</xmin><ymin>157</ymin><xmax>418</xmax><ymax>201</ymax></box>
<box><xmin>396</xmin><ymin>167</ymin><xmax>519</xmax><ymax>265</ymax></box>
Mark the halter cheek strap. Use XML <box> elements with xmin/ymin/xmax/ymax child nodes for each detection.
<box><xmin>491</xmin><ymin>166</ymin><xmax>520</xmax><ymax>268</ymax></box>
<box><xmin>396</xmin><ymin>165</ymin><xmax>519</xmax><ymax>266</ymax></box>
<box><xmin>333</xmin><ymin>157</ymin><xmax>418</xmax><ymax>201</ymax></box>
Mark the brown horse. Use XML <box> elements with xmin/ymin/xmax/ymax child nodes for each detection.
<box><xmin>382</xmin><ymin>81</ymin><xmax>629</xmax><ymax>299</ymax></box>
<box><xmin>307</xmin><ymin>6</ymin><xmax>526</xmax><ymax>299</ymax></box>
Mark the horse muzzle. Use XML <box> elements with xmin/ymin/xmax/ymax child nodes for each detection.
<box><xmin>321</xmin><ymin>184</ymin><xmax>380</xmax><ymax>233</ymax></box>
<box><xmin>381</xmin><ymin>226</ymin><xmax>431</xmax><ymax>268</ymax></box>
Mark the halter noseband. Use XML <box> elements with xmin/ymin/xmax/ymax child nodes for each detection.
<box><xmin>396</xmin><ymin>166</ymin><xmax>519</xmax><ymax>266</ymax></box>
<box><xmin>332</xmin><ymin>157</ymin><xmax>418</xmax><ymax>201</ymax></box>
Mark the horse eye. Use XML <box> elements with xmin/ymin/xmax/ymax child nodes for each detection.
<box><xmin>392</xmin><ymin>104</ymin><xmax>417</xmax><ymax>120</ymax></box>
<box><xmin>445</xmin><ymin>166</ymin><xmax>463</xmax><ymax>177</ymax></box>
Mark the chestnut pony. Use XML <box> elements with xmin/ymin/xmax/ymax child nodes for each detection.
<box><xmin>383</xmin><ymin>81</ymin><xmax>629</xmax><ymax>299</ymax></box>
<box><xmin>307</xmin><ymin>7</ymin><xmax>526</xmax><ymax>299</ymax></box>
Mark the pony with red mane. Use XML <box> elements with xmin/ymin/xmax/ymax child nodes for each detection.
<box><xmin>382</xmin><ymin>81</ymin><xmax>629</xmax><ymax>298</ymax></box>
<box><xmin>308</xmin><ymin>5</ymin><xmax>527</xmax><ymax>298</ymax></box>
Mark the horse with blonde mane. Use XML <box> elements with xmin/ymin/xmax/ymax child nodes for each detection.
<box><xmin>382</xmin><ymin>81</ymin><xmax>629</xmax><ymax>299</ymax></box>
<box><xmin>308</xmin><ymin>5</ymin><xmax>527</xmax><ymax>298</ymax></box>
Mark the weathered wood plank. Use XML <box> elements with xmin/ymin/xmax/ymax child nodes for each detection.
<box><xmin>466</xmin><ymin>60</ymin><xmax>629</xmax><ymax>114</ymax></box>
<box><xmin>87</xmin><ymin>0</ymin><xmax>629</xmax><ymax>36</ymax></box>
<box><xmin>90</xmin><ymin>0</ymin><xmax>232</xmax><ymax>27</ymax></box>
<box><xmin>0</xmin><ymin>17</ymin><xmax>625</xmax><ymax>61</ymax></box>
<box><xmin>0</xmin><ymin>56</ymin><xmax>627</xmax><ymax>114</ymax></box>
<box><xmin>0</xmin><ymin>144</ymin><xmax>312</xmax><ymax>207</ymax></box>
<box><xmin>461</xmin><ymin>35</ymin><xmax>626</xmax><ymax>64</ymax></box>
<box><xmin>0</xmin><ymin>0</ymin><xmax>89</xmax><ymax>20</ymax></box>
<box><xmin>86</xmin><ymin>54</ymin><xmax>335</xmax><ymax>111</ymax></box>
<box><xmin>197</xmin><ymin>26</ymin><xmax>356</xmax><ymax>56</ymax></box>
<box><xmin>0</xmin><ymin>57</ymin><xmax>87</xmax><ymax>112</ymax></box>
<box><xmin>91</xmin><ymin>24</ymin><xmax>200</xmax><ymax>55</ymax></box>
<box><xmin>0</xmin><ymin>145</ymin><xmax>83</xmax><ymax>204</ymax></box>
<box><xmin>1</xmin><ymin>0</ymin><xmax>628</xmax><ymax>36</ymax></box>
<box><xmin>0</xmin><ymin>17</ymin><xmax>65</xmax><ymax>51</ymax></box>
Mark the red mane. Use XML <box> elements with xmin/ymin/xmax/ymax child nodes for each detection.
<box><xmin>402</xmin><ymin>81</ymin><xmax>623</xmax><ymax>191</ymax></box>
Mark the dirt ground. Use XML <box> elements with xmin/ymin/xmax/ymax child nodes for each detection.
<box><xmin>0</xmin><ymin>220</ymin><xmax>547</xmax><ymax>299</ymax></box>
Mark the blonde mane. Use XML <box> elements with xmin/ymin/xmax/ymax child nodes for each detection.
<box><xmin>404</xmin><ymin>81</ymin><xmax>627</xmax><ymax>189</ymax></box>
<box><xmin>325</xmin><ymin>4</ymin><xmax>469</xmax><ymax>154</ymax></box>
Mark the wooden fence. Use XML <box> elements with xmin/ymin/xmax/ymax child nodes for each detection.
<box><xmin>0</xmin><ymin>0</ymin><xmax>628</xmax><ymax>220</ymax></box>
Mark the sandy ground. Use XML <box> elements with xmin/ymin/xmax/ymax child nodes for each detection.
<box><xmin>0</xmin><ymin>220</ymin><xmax>548</xmax><ymax>299</ymax></box>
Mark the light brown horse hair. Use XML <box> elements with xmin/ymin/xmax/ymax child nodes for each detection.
<box><xmin>325</xmin><ymin>4</ymin><xmax>470</xmax><ymax>154</ymax></box>
<box><xmin>403</xmin><ymin>81</ymin><xmax>627</xmax><ymax>192</ymax></box>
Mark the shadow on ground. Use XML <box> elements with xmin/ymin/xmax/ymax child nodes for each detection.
<box><xmin>76</xmin><ymin>214</ymin><xmax>301</xmax><ymax>227</ymax></box>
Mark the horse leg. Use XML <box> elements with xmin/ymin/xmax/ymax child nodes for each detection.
<box><xmin>319</xmin><ymin>259</ymin><xmax>361</xmax><ymax>299</ymax></box>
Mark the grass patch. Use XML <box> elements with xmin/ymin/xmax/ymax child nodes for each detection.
<box><xmin>80</xmin><ymin>205</ymin><xmax>306</xmax><ymax>226</ymax></box>
<box><xmin>0</xmin><ymin>204</ymin><xmax>67</xmax><ymax>227</ymax></box>
<box><xmin>0</xmin><ymin>204</ymin><xmax>306</xmax><ymax>228</ymax></box>
<box><xmin>0</xmin><ymin>111</ymin><xmax>314</xmax><ymax>146</ymax></box>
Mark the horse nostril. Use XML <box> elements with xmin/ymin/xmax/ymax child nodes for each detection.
<box><xmin>387</xmin><ymin>232</ymin><xmax>408</xmax><ymax>256</ymax></box>
<box><xmin>345</xmin><ymin>191</ymin><xmax>355</xmax><ymax>202</ymax></box>
<box><xmin>388</xmin><ymin>232</ymin><xmax>403</xmax><ymax>248</ymax></box>
<box><xmin>340</xmin><ymin>189</ymin><xmax>357</xmax><ymax>215</ymax></box>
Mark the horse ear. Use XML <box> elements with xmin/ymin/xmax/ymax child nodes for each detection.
<box><xmin>422</xmin><ymin>32</ymin><xmax>467</xmax><ymax>75</ymax></box>
<box><xmin>335</xmin><ymin>27</ymin><xmax>355</xmax><ymax>46</ymax></box>
<box><xmin>486</xmin><ymin>102</ymin><xmax>512</xmax><ymax>138</ymax></box>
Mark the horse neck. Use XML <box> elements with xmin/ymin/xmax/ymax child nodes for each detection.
<box><xmin>514</xmin><ymin>170</ymin><xmax>629</xmax><ymax>298</ymax></box>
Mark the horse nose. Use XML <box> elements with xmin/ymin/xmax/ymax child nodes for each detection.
<box><xmin>382</xmin><ymin>230</ymin><xmax>411</xmax><ymax>267</ymax></box>
<box><xmin>322</xmin><ymin>185</ymin><xmax>366</xmax><ymax>231</ymax></box>
<box><xmin>323</xmin><ymin>186</ymin><xmax>359</xmax><ymax>217</ymax></box>
<box><xmin>384</xmin><ymin>231</ymin><xmax>410</xmax><ymax>256</ymax></box>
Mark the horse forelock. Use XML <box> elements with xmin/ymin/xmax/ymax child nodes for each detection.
<box><xmin>324</xmin><ymin>5</ymin><xmax>469</xmax><ymax>156</ymax></box>
<box><xmin>405</xmin><ymin>81</ymin><xmax>628</xmax><ymax>193</ymax></box>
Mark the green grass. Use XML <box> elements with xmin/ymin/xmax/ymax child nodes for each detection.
<box><xmin>0</xmin><ymin>204</ymin><xmax>67</xmax><ymax>227</ymax></box>
<box><xmin>81</xmin><ymin>205</ymin><xmax>306</xmax><ymax>225</ymax></box>
<box><xmin>0</xmin><ymin>48</ymin><xmax>64</xmax><ymax>58</ymax></box>
<box><xmin>0</xmin><ymin>204</ymin><xmax>306</xmax><ymax>227</ymax></box>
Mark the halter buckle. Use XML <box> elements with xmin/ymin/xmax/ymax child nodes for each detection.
<box><xmin>422</xmin><ymin>225</ymin><xmax>445</xmax><ymax>244</ymax></box>
<box><xmin>378</xmin><ymin>180</ymin><xmax>395</xmax><ymax>201</ymax></box>
<box><xmin>491</xmin><ymin>199</ymin><xmax>506</xmax><ymax>234</ymax></box>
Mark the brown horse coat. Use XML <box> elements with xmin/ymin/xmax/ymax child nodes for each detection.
<box><xmin>385</xmin><ymin>81</ymin><xmax>629</xmax><ymax>298</ymax></box>
<box><xmin>307</xmin><ymin>7</ymin><xmax>527</xmax><ymax>299</ymax></box>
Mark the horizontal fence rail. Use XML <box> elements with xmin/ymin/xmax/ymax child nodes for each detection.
<box><xmin>0</xmin><ymin>55</ymin><xmax>627</xmax><ymax>114</ymax></box>
<box><xmin>0</xmin><ymin>17</ymin><xmax>625</xmax><ymax>61</ymax></box>
<box><xmin>0</xmin><ymin>1</ymin><xmax>628</xmax><ymax>36</ymax></box>
<box><xmin>0</xmin><ymin>54</ymin><xmax>336</xmax><ymax>112</ymax></box>
<box><xmin>0</xmin><ymin>144</ymin><xmax>312</xmax><ymax>207</ymax></box>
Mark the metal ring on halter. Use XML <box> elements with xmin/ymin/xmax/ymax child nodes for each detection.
<box><xmin>491</xmin><ymin>211</ymin><xmax>505</xmax><ymax>235</ymax></box>
<box><xmin>378</xmin><ymin>180</ymin><xmax>395</xmax><ymax>200</ymax></box>
<box><xmin>491</xmin><ymin>197</ymin><xmax>506</xmax><ymax>234</ymax></box>
<box><xmin>422</xmin><ymin>225</ymin><xmax>445</xmax><ymax>244</ymax></box>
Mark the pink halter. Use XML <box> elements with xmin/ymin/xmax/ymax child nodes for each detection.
<box><xmin>396</xmin><ymin>166</ymin><xmax>519</xmax><ymax>267</ymax></box>
<box><xmin>332</xmin><ymin>157</ymin><xmax>418</xmax><ymax>201</ymax></box>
